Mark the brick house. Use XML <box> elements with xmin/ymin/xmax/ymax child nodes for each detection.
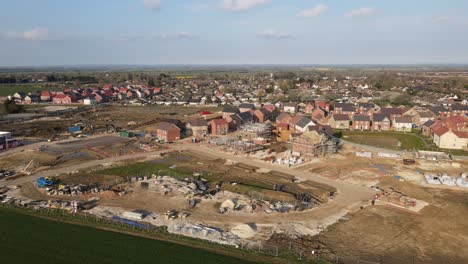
<box><xmin>393</xmin><ymin>116</ymin><xmax>413</xmax><ymax>132</ymax></box>
<box><xmin>381</xmin><ymin>107</ymin><xmax>404</xmax><ymax>121</ymax></box>
<box><xmin>156</xmin><ymin>122</ymin><xmax>181</xmax><ymax>143</ymax></box>
<box><xmin>283</xmin><ymin>103</ymin><xmax>298</xmax><ymax>114</ymax></box>
<box><xmin>210</xmin><ymin>119</ymin><xmax>229</xmax><ymax>135</ymax></box>
<box><xmin>421</xmin><ymin>120</ymin><xmax>435</xmax><ymax>137</ymax></box>
<box><xmin>329</xmin><ymin>114</ymin><xmax>350</xmax><ymax>130</ymax></box>
<box><xmin>372</xmin><ymin>113</ymin><xmax>390</xmax><ymax>131</ymax></box>
<box><xmin>352</xmin><ymin>115</ymin><xmax>371</xmax><ymax>131</ymax></box>
<box><xmin>334</xmin><ymin>103</ymin><xmax>356</xmax><ymax>117</ymax></box>
<box><xmin>451</xmin><ymin>104</ymin><xmax>468</xmax><ymax>117</ymax></box>
<box><xmin>253</xmin><ymin>108</ymin><xmax>271</xmax><ymax>123</ymax></box>
<box><xmin>40</xmin><ymin>91</ymin><xmax>52</xmax><ymax>101</ymax></box>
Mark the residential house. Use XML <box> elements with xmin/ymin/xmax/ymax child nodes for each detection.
<box><xmin>414</xmin><ymin>111</ymin><xmax>434</xmax><ymax>126</ymax></box>
<box><xmin>329</xmin><ymin>114</ymin><xmax>350</xmax><ymax>130</ymax></box>
<box><xmin>451</xmin><ymin>104</ymin><xmax>468</xmax><ymax>116</ymax></box>
<box><xmin>53</xmin><ymin>94</ymin><xmax>75</xmax><ymax>104</ymax></box>
<box><xmin>429</xmin><ymin>106</ymin><xmax>451</xmax><ymax>118</ymax></box>
<box><xmin>334</xmin><ymin>103</ymin><xmax>356</xmax><ymax>117</ymax></box>
<box><xmin>276</xmin><ymin>112</ymin><xmax>292</xmax><ymax>127</ymax></box>
<box><xmin>253</xmin><ymin>108</ymin><xmax>271</xmax><ymax>123</ymax></box>
<box><xmin>24</xmin><ymin>95</ymin><xmax>39</xmax><ymax>104</ymax></box>
<box><xmin>186</xmin><ymin>119</ymin><xmax>208</xmax><ymax>137</ymax></box>
<box><xmin>294</xmin><ymin>117</ymin><xmax>316</xmax><ymax>133</ymax></box>
<box><xmin>305</xmin><ymin>103</ymin><xmax>314</xmax><ymax>114</ymax></box>
<box><xmin>239</xmin><ymin>103</ymin><xmax>255</xmax><ymax>113</ymax></box>
<box><xmin>352</xmin><ymin>115</ymin><xmax>371</xmax><ymax>131</ymax></box>
<box><xmin>433</xmin><ymin>127</ymin><xmax>468</xmax><ymax>150</ymax></box>
<box><xmin>291</xmin><ymin>131</ymin><xmax>337</xmax><ymax>158</ymax></box>
<box><xmin>40</xmin><ymin>91</ymin><xmax>52</xmax><ymax>102</ymax></box>
<box><xmin>381</xmin><ymin>107</ymin><xmax>404</xmax><ymax>121</ymax></box>
<box><xmin>156</xmin><ymin>122</ymin><xmax>181</xmax><ymax>143</ymax></box>
<box><xmin>393</xmin><ymin>116</ymin><xmax>413</xmax><ymax>132</ymax></box>
<box><xmin>210</xmin><ymin>119</ymin><xmax>229</xmax><ymax>135</ymax></box>
<box><xmin>372</xmin><ymin>114</ymin><xmax>391</xmax><ymax>131</ymax></box>
<box><xmin>222</xmin><ymin>106</ymin><xmax>239</xmax><ymax>118</ymax></box>
<box><xmin>283</xmin><ymin>103</ymin><xmax>298</xmax><ymax>114</ymax></box>
<box><xmin>421</xmin><ymin>120</ymin><xmax>435</xmax><ymax>137</ymax></box>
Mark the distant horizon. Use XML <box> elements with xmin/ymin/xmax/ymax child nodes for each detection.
<box><xmin>1</xmin><ymin>1</ymin><xmax>467</xmax><ymax>66</ymax></box>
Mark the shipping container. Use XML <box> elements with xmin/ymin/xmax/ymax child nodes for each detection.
<box><xmin>119</xmin><ymin>131</ymin><xmax>134</xmax><ymax>138</ymax></box>
<box><xmin>68</xmin><ymin>125</ymin><xmax>81</xmax><ymax>134</ymax></box>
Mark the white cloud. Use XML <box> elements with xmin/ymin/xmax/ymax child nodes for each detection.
<box><xmin>117</xmin><ymin>32</ymin><xmax>199</xmax><ymax>41</ymax></box>
<box><xmin>221</xmin><ymin>0</ymin><xmax>270</xmax><ymax>12</ymax></box>
<box><xmin>142</xmin><ymin>0</ymin><xmax>161</xmax><ymax>11</ymax></box>
<box><xmin>0</xmin><ymin>28</ymin><xmax>51</xmax><ymax>41</ymax></box>
<box><xmin>297</xmin><ymin>4</ymin><xmax>328</xmax><ymax>18</ymax></box>
<box><xmin>345</xmin><ymin>7</ymin><xmax>376</xmax><ymax>18</ymax></box>
<box><xmin>257</xmin><ymin>29</ymin><xmax>294</xmax><ymax>40</ymax></box>
<box><xmin>432</xmin><ymin>16</ymin><xmax>449</xmax><ymax>23</ymax></box>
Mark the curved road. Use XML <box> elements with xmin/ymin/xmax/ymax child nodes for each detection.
<box><xmin>1</xmin><ymin>137</ymin><xmax>375</xmax><ymax>227</ymax></box>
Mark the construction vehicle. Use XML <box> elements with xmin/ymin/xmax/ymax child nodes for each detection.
<box><xmin>164</xmin><ymin>210</ymin><xmax>178</xmax><ymax>220</ymax></box>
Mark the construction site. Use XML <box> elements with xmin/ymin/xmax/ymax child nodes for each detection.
<box><xmin>0</xmin><ymin>106</ymin><xmax>468</xmax><ymax>264</ymax></box>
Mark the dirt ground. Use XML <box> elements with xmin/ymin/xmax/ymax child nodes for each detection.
<box><xmin>311</xmin><ymin>177</ymin><xmax>468</xmax><ymax>264</ymax></box>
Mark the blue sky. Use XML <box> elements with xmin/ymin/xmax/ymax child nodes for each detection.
<box><xmin>1</xmin><ymin>0</ymin><xmax>467</xmax><ymax>66</ymax></box>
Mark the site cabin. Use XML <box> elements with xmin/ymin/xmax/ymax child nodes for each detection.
<box><xmin>393</xmin><ymin>116</ymin><xmax>414</xmax><ymax>132</ymax></box>
<box><xmin>329</xmin><ymin>114</ymin><xmax>350</xmax><ymax>130</ymax></box>
<box><xmin>210</xmin><ymin>119</ymin><xmax>229</xmax><ymax>135</ymax></box>
<box><xmin>156</xmin><ymin>122</ymin><xmax>181</xmax><ymax>143</ymax></box>
<box><xmin>83</xmin><ymin>97</ymin><xmax>97</xmax><ymax>105</ymax></box>
<box><xmin>352</xmin><ymin>115</ymin><xmax>371</xmax><ymax>131</ymax></box>
<box><xmin>372</xmin><ymin>114</ymin><xmax>391</xmax><ymax>131</ymax></box>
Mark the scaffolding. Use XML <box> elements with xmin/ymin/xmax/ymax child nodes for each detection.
<box><xmin>209</xmin><ymin>137</ymin><xmax>264</xmax><ymax>153</ymax></box>
<box><xmin>238</xmin><ymin>122</ymin><xmax>273</xmax><ymax>140</ymax></box>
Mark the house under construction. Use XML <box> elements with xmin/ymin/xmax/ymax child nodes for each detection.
<box><xmin>291</xmin><ymin>131</ymin><xmax>338</xmax><ymax>158</ymax></box>
<box><xmin>238</xmin><ymin>122</ymin><xmax>273</xmax><ymax>142</ymax></box>
<box><xmin>209</xmin><ymin>137</ymin><xmax>263</xmax><ymax>153</ymax></box>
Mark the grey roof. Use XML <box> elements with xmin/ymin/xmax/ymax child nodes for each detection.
<box><xmin>223</xmin><ymin>106</ymin><xmax>239</xmax><ymax>113</ymax></box>
<box><xmin>335</xmin><ymin>103</ymin><xmax>356</xmax><ymax>112</ymax></box>
<box><xmin>372</xmin><ymin>113</ymin><xmax>389</xmax><ymax>122</ymax></box>
<box><xmin>353</xmin><ymin>115</ymin><xmax>371</xmax><ymax>122</ymax></box>
<box><xmin>452</xmin><ymin>104</ymin><xmax>468</xmax><ymax>111</ymax></box>
<box><xmin>422</xmin><ymin>120</ymin><xmax>435</xmax><ymax>127</ymax></box>
<box><xmin>332</xmin><ymin>114</ymin><xmax>350</xmax><ymax>121</ymax></box>
<box><xmin>157</xmin><ymin>122</ymin><xmax>180</xmax><ymax>131</ymax></box>
<box><xmin>238</xmin><ymin>111</ymin><xmax>253</xmax><ymax>122</ymax></box>
<box><xmin>394</xmin><ymin>116</ymin><xmax>413</xmax><ymax>123</ymax></box>
<box><xmin>188</xmin><ymin>119</ymin><xmax>207</xmax><ymax>127</ymax></box>
<box><xmin>239</xmin><ymin>103</ymin><xmax>255</xmax><ymax>110</ymax></box>
<box><xmin>296</xmin><ymin>117</ymin><xmax>313</xmax><ymax>128</ymax></box>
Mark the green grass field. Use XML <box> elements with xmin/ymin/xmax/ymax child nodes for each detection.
<box><xmin>0</xmin><ymin>84</ymin><xmax>63</xmax><ymax>96</ymax></box>
<box><xmin>0</xmin><ymin>209</ymin><xmax>257</xmax><ymax>264</ymax></box>
<box><xmin>339</xmin><ymin>131</ymin><xmax>426</xmax><ymax>151</ymax></box>
<box><xmin>96</xmin><ymin>161</ymin><xmax>192</xmax><ymax>180</ymax></box>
